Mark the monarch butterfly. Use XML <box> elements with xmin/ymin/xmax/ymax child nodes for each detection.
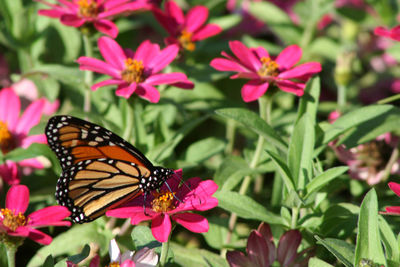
<box><xmin>45</xmin><ymin>115</ymin><xmax>173</xmax><ymax>223</ymax></box>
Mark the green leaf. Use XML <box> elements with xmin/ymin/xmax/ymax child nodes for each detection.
<box><xmin>170</xmin><ymin>242</ymin><xmax>228</xmax><ymax>267</ymax></box>
<box><xmin>264</xmin><ymin>149</ymin><xmax>295</xmax><ymax>192</ymax></box>
<box><xmin>67</xmin><ymin>244</ymin><xmax>90</xmax><ymax>264</ymax></box>
<box><xmin>305</xmin><ymin>166</ymin><xmax>348</xmax><ymax>198</ymax></box>
<box><xmin>215</xmin><ymin>108</ymin><xmax>287</xmax><ymax>153</ymax></box>
<box><xmin>315</xmin><ymin>236</ymin><xmax>354</xmax><ymax>267</ymax></box>
<box><xmin>184</xmin><ymin>137</ymin><xmax>226</xmax><ymax>164</ymax></box>
<box><xmin>320</xmin><ymin>203</ymin><xmax>359</xmax><ymax>239</ymax></box>
<box><xmin>379</xmin><ymin>215</ymin><xmax>400</xmax><ymax>263</ymax></box>
<box><xmin>131</xmin><ymin>225</ymin><xmax>161</xmax><ymax>252</ymax></box>
<box><xmin>355</xmin><ymin>189</ymin><xmax>386</xmax><ymax>266</ymax></box>
<box><xmin>28</xmin><ymin>221</ymin><xmax>112</xmax><ymax>267</ymax></box>
<box><xmin>28</xmin><ymin>64</ymin><xmax>84</xmax><ymax>88</ymax></box>
<box><xmin>296</xmin><ymin>77</ymin><xmax>321</xmax><ymax>124</ymax></box>
<box><xmin>203</xmin><ymin>217</ymin><xmax>232</xmax><ymax>250</ymax></box>
<box><xmin>247</xmin><ymin>2</ymin><xmax>301</xmax><ymax>44</ymax></box>
<box><xmin>42</xmin><ymin>255</ymin><xmax>54</xmax><ymax>267</ymax></box>
<box><xmin>309</xmin><ymin>257</ymin><xmax>334</xmax><ymax>267</ymax></box>
<box><xmin>309</xmin><ymin>37</ymin><xmax>340</xmax><ymax>61</ymax></box>
<box><xmin>5</xmin><ymin>143</ymin><xmax>51</xmax><ymax>162</ymax></box>
<box><xmin>214</xmin><ymin>190</ymin><xmax>282</xmax><ymax>224</ymax></box>
<box><xmin>209</xmin><ymin>14</ymin><xmax>241</xmax><ymax>30</ymax></box>
<box><xmin>288</xmin><ymin>114</ymin><xmax>314</xmax><ymax>189</ymax></box>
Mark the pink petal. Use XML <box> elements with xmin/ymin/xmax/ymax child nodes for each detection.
<box><xmin>145</xmin><ymin>73</ymin><xmax>187</xmax><ymax>86</ymax></box>
<box><xmin>173</xmin><ymin>213</ymin><xmax>209</xmax><ymax>233</ymax></box>
<box><xmin>247</xmin><ymin>231</ymin><xmax>271</xmax><ymax>267</ymax></box>
<box><xmin>21</xmin><ymin>134</ymin><xmax>47</xmax><ymax>149</ymax></box>
<box><xmin>94</xmin><ymin>19</ymin><xmax>119</xmax><ymax>38</ymax></box>
<box><xmin>185</xmin><ymin>6</ymin><xmax>208</xmax><ymax>33</ymax></box>
<box><xmin>38</xmin><ymin>9</ymin><xmax>65</xmax><ymax>18</ymax></box>
<box><xmin>18</xmin><ymin>158</ymin><xmax>44</xmax><ymax>169</ymax></box>
<box><xmin>226</xmin><ymin>251</ymin><xmax>253</xmax><ymax>267</ymax></box>
<box><xmin>147</xmin><ymin>44</ymin><xmax>179</xmax><ymax>73</ymax></box>
<box><xmin>384</xmin><ymin>206</ymin><xmax>400</xmax><ymax>214</ymax></box>
<box><xmin>257</xmin><ymin>223</ymin><xmax>276</xmax><ymax>264</ymax></box>
<box><xmin>192</xmin><ymin>24</ymin><xmax>221</xmax><ymax>41</ymax></box>
<box><xmin>116</xmin><ymin>83</ymin><xmax>137</xmax><ymax>98</ymax></box>
<box><xmin>277</xmin><ymin>230</ymin><xmax>302</xmax><ymax>266</ymax></box>
<box><xmin>121</xmin><ymin>260</ymin><xmax>135</xmax><ymax>267</ymax></box>
<box><xmin>130</xmin><ymin>212</ymin><xmax>154</xmax><ymax>225</ymax></box>
<box><xmin>151</xmin><ymin>213</ymin><xmax>171</xmax><ymax>242</ymax></box>
<box><xmin>276</xmin><ymin>80</ymin><xmax>305</xmax><ymax>96</ymax></box>
<box><xmin>171</xmin><ymin>80</ymin><xmax>194</xmax><ymax>89</ymax></box>
<box><xmin>15</xmin><ymin>99</ymin><xmax>45</xmax><ymax>135</ymax></box>
<box><xmin>60</xmin><ymin>14</ymin><xmax>86</xmax><ymax>27</ymax></box>
<box><xmin>241</xmin><ymin>80</ymin><xmax>269</xmax><ymax>102</ymax></box>
<box><xmin>278</xmin><ymin>62</ymin><xmax>322</xmax><ymax>79</ymax></box>
<box><xmin>0</xmin><ymin>161</ymin><xmax>19</xmax><ymax>185</ymax></box>
<box><xmin>43</xmin><ymin>99</ymin><xmax>59</xmax><ymax>115</ymax></box>
<box><xmin>77</xmin><ymin>57</ymin><xmax>121</xmax><ymax>78</ymax></box>
<box><xmin>375</xmin><ymin>25</ymin><xmax>400</xmax><ymax>41</ymax></box>
<box><xmin>28</xmin><ymin>206</ymin><xmax>71</xmax><ymax>228</ymax></box>
<box><xmin>0</xmin><ymin>88</ymin><xmax>20</xmax><ymax>131</ymax></box>
<box><xmin>7</xmin><ymin>225</ymin><xmax>30</xmax><ymax>237</ymax></box>
<box><xmin>389</xmin><ymin>182</ymin><xmax>400</xmax><ymax>197</ymax></box>
<box><xmin>136</xmin><ymin>84</ymin><xmax>160</xmax><ymax>103</ymax></box>
<box><xmin>253</xmin><ymin>47</ymin><xmax>269</xmax><ymax>59</ymax></box>
<box><xmin>134</xmin><ymin>40</ymin><xmax>160</xmax><ymax>67</ymax></box>
<box><xmin>229</xmin><ymin>41</ymin><xmax>262</xmax><ymax>72</ymax></box>
<box><xmin>91</xmin><ymin>79</ymin><xmax>125</xmax><ymax>91</ymax></box>
<box><xmin>210</xmin><ymin>58</ymin><xmax>249</xmax><ymax>73</ymax></box>
<box><xmin>98</xmin><ymin>36</ymin><xmax>126</xmax><ymax>69</ymax></box>
<box><xmin>6</xmin><ymin>185</ymin><xmax>29</xmax><ymax>214</ymax></box>
<box><xmin>276</xmin><ymin>45</ymin><xmax>302</xmax><ymax>70</ymax></box>
<box><xmin>26</xmin><ymin>228</ymin><xmax>53</xmax><ymax>245</ymax></box>
<box><xmin>152</xmin><ymin>8</ymin><xmax>178</xmax><ymax>37</ymax></box>
<box><xmin>165</xmin><ymin>0</ymin><xmax>184</xmax><ymax>25</ymax></box>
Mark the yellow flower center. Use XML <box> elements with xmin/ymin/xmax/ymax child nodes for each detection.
<box><xmin>178</xmin><ymin>30</ymin><xmax>196</xmax><ymax>51</ymax></box>
<box><xmin>0</xmin><ymin>121</ymin><xmax>14</xmax><ymax>154</ymax></box>
<box><xmin>78</xmin><ymin>0</ymin><xmax>99</xmax><ymax>18</ymax></box>
<box><xmin>258</xmin><ymin>57</ymin><xmax>280</xmax><ymax>77</ymax></box>
<box><xmin>0</xmin><ymin>208</ymin><xmax>28</xmax><ymax>232</ymax></box>
<box><xmin>152</xmin><ymin>190</ymin><xmax>176</xmax><ymax>213</ymax></box>
<box><xmin>121</xmin><ymin>58</ymin><xmax>145</xmax><ymax>84</ymax></box>
<box><xmin>107</xmin><ymin>262</ymin><xmax>120</xmax><ymax>267</ymax></box>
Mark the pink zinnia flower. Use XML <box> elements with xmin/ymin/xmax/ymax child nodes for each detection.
<box><xmin>0</xmin><ymin>185</ymin><xmax>71</xmax><ymax>245</ymax></box>
<box><xmin>210</xmin><ymin>41</ymin><xmax>322</xmax><ymax>102</ymax></box>
<box><xmin>106</xmin><ymin>170</ymin><xmax>218</xmax><ymax>242</ymax></box>
<box><xmin>383</xmin><ymin>182</ymin><xmax>400</xmax><ymax>215</ymax></box>
<box><xmin>37</xmin><ymin>0</ymin><xmax>151</xmax><ymax>38</ymax></box>
<box><xmin>0</xmin><ymin>88</ymin><xmax>50</xmax><ymax>185</ymax></box>
<box><xmin>77</xmin><ymin>36</ymin><xmax>193</xmax><ymax>102</ymax></box>
<box><xmin>374</xmin><ymin>25</ymin><xmax>400</xmax><ymax>42</ymax></box>
<box><xmin>226</xmin><ymin>222</ymin><xmax>313</xmax><ymax>267</ymax></box>
<box><xmin>152</xmin><ymin>1</ymin><xmax>222</xmax><ymax>51</ymax></box>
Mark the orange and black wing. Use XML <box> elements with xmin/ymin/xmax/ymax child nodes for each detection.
<box><xmin>45</xmin><ymin>115</ymin><xmax>154</xmax><ymax>170</ymax></box>
<box><xmin>57</xmin><ymin>158</ymin><xmax>152</xmax><ymax>223</ymax></box>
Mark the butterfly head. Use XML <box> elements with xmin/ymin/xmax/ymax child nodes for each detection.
<box><xmin>141</xmin><ymin>167</ymin><xmax>174</xmax><ymax>192</ymax></box>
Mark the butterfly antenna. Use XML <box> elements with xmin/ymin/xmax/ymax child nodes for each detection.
<box><xmin>164</xmin><ymin>181</ymin><xmax>184</xmax><ymax>203</ymax></box>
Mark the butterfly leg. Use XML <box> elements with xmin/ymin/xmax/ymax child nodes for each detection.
<box><xmin>143</xmin><ymin>191</ymin><xmax>150</xmax><ymax>216</ymax></box>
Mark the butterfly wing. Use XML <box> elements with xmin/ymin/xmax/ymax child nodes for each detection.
<box><xmin>57</xmin><ymin>158</ymin><xmax>152</xmax><ymax>223</ymax></box>
<box><xmin>45</xmin><ymin>115</ymin><xmax>154</xmax><ymax>170</ymax></box>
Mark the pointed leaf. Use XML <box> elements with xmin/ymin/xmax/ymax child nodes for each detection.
<box><xmin>379</xmin><ymin>215</ymin><xmax>400</xmax><ymax>263</ymax></box>
<box><xmin>265</xmin><ymin>149</ymin><xmax>295</xmax><ymax>191</ymax></box>
<box><xmin>315</xmin><ymin>236</ymin><xmax>354</xmax><ymax>267</ymax></box>
<box><xmin>296</xmin><ymin>77</ymin><xmax>320</xmax><ymax>124</ymax></box>
<box><xmin>305</xmin><ymin>166</ymin><xmax>348</xmax><ymax>198</ymax></box>
<box><xmin>67</xmin><ymin>244</ymin><xmax>90</xmax><ymax>264</ymax></box>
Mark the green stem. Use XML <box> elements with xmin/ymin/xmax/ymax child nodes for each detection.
<box><xmin>337</xmin><ymin>84</ymin><xmax>347</xmax><ymax>110</ymax></box>
<box><xmin>377</xmin><ymin>93</ymin><xmax>400</xmax><ymax>105</ymax></box>
<box><xmin>291</xmin><ymin>207</ymin><xmax>299</xmax><ymax>229</ymax></box>
<box><xmin>82</xmin><ymin>34</ymin><xmax>94</xmax><ymax>114</ymax></box>
<box><xmin>159</xmin><ymin>239</ymin><xmax>170</xmax><ymax>266</ymax></box>
<box><xmin>5</xmin><ymin>244</ymin><xmax>16</xmax><ymax>267</ymax></box>
<box><xmin>122</xmin><ymin>98</ymin><xmax>135</xmax><ymax>141</ymax></box>
<box><xmin>222</xmin><ymin>96</ymin><xmax>272</xmax><ymax>255</ymax></box>
<box><xmin>225</xmin><ymin>119</ymin><xmax>236</xmax><ymax>155</ymax></box>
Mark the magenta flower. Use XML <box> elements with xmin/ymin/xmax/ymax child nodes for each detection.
<box><xmin>210</xmin><ymin>41</ymin><xmax>322</xmax><ymax>102</ymax></box>
<box><xmin>0</xmin><ymin>185</ymin><xmax>71</xmax><ymax>245</ymax></box>
<box><xmin>77</xmin><ymin>36</ymin><xmax>194</xmax><ymax>102</ymax></box>
<box><xmin>106</xmin><ymin>170</ymin><xmax>218</xmax><ymax>242</ymax></box>
<box><xmin>227</xmin><ymin>223</ymin><xmax>312</xmax><ymax>267</ymax></box>
<box><xmin>0</xmin><ymin>88</ymin><xmax>50</xmax><ymax>185</ymax></box>
<box><xmin>374</xmin><ymin>25</ymin><xmax>400</xmax><ymax>42</ymax></box>
<box><xmin>152</xmin><ymin>1</ymin><xmax>222</xmax><ymax>51</ymax></box>
<box><xmin>37</xmin><ymin>0</ymin><xmax>151</xmax><ymax>38</ymax></box>
<box><xmin>383</xmin><ymin>182</ymin><xmax>400</xmax><ymax>215</ymax></box>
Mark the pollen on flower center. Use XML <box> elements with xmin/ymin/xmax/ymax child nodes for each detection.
<box><xmin>258</xmin><ymin>57</ymin><xmax>280</xmax><ymax>77</ymax></box>
<box><xmin>178</xmin><ymin>30</ymin><xmax>196</xmax><ymax>51</ymax></box>
<box><xmin>121</xmin><ymin>58</ymin><xmax>145</xmax><ymax>84</ymax></box>
<box><xmin>151</xmin><ymin>190</ymin><xmax>176</xmax><ymax>213</ymax></box>
<box><xmin>0</xmin><ymin>121</ymin><xmax>14</xmax><ymax>154</ymax></box>
<box><xmin>0</xmin><ymin>208</ymin><xmax>28</xmax><ymax>232</ymax></box>
<box><xmin>106</xmin><ymin>262</ymin><xmax>120</xmax><ymax>267</ymax></box>
<box><xmin>78</xmin><ymin>0</ymin><xmax>98</xmax><ymax>18</ymax></box>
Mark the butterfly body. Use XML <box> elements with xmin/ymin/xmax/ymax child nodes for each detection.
<box><xmin>45</xmin><ymin>115</ymin><xmax>173</xmax><ymax>223</ymax></box>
